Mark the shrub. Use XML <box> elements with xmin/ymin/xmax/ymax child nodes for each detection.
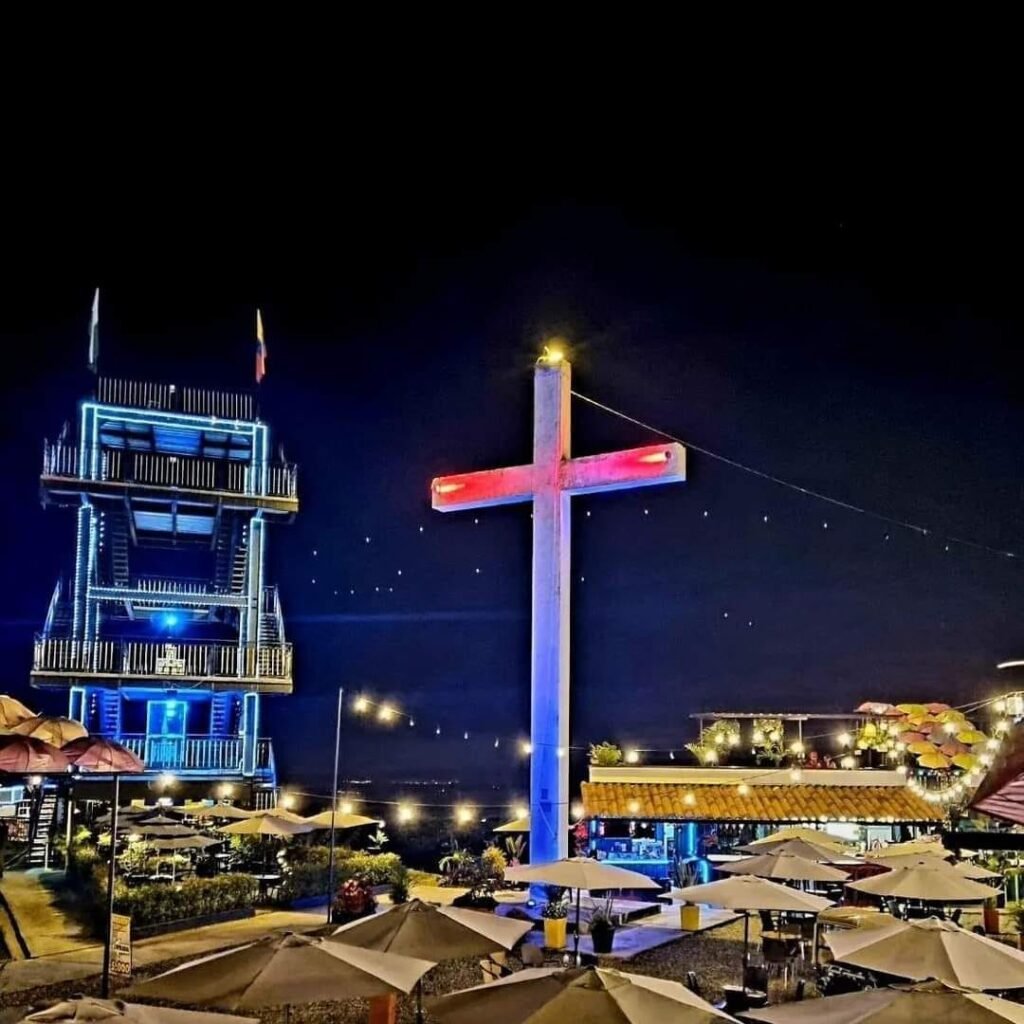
<box><xmin>337</xmin><ymin>852</ymin><xmax>402</xmax><ymax>886</ymax></box>
<box><xmin>588</xmin><ymin>742</ymin><xmax>623</xmax><ymax>767</ymax></box>
<box><xmin>1010</xmin><ymin>902</ymin><xmax>1024</xmax><ymax>935</ymax></box>
<box><xmin>481</xmin><ymin>845</ymin><xmax>507</xmax><ymax>884</ymax></box>
<box><xmin>288</xmin><ymin>844</ymin><xmax>331</xmax><ymax>867</ymax></box>
<box><xmin>408</xmin><ymin>869</ymin><xmax>440</xmax><ymax>887</ymax></box>
<box><xmin>274</xmin><ymin>863</ymin><xmax>330</xmax><ymax>904</ymax></box>
<box><xmin>390</xmin><ymin>863</ymin><xmax>410</xmax><ymax>904</ymax></box>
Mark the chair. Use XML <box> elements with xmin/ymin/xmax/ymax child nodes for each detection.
<box><xmin>480</xmin><ymin>958</ymin><xmax>504</xmax><ymax>983</ymax></box>
<box><xmin>685</xmin><ymin>971</ymin><xmax>702</xmax><ymax>997</ymax></box>
<box><xmin>762</xmin><ymin>936</ymin><xmax>798</xmax><ymax>984</ymax></box>
<box><xmin>950</xmin><ymin>908</ymin><xmax>963</xmax><ymax>926</ymax></box>
<box><xmin>794</xmin><ymin>980</ymin><xmax>806</xmax><ymax>1001</ymax></box>
<box><xmin>743</xmin><ymin>963</ymin><xmax>769</xmax><ymax>1005</ymax></box>
<box><xmin>520</xmin><ymin>944</ymin><xmax>545</xmax><ymax>967</ymax></box>
<box><xmin>759</xmin><ymin>910</ymin><xmax>776</xmax><ymax>934</ymax></box>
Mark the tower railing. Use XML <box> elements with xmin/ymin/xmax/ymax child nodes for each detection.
<box><xmin>33</xmin><ymin>637</ymin><xmax>293</xmax><ymax>683</ymax></box>
<box><xmin>97</xmin><ymin>378</ymin><xmax>255</xmax><ymax>420</ymax></box>
<box><xmin>117</xmin><ymin>734</ymin><xmax>275</xmax><ymax>775</ymax></box>
<box><xmin>42</xmin><ymin>442</ymin><xmax>298</xmax><ymax>500</ymax></box>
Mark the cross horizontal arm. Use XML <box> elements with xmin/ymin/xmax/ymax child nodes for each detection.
<box><xmin>561</xmin><ymin>442</ymin><xmax>686</xmax><ymax>495</ymax></box>
<box><xmin>431</xmin><ymin>464</ymin><xmax>535</xmax><ymax>512</ymax></box>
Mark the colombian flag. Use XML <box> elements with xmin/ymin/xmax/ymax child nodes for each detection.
<box><xmin>255</xmin><ymin>308</ymin><xmax>267</xmax><ymax>383</ymax></box>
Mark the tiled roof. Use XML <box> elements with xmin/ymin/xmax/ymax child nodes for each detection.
<box><xmin>581</xmin><ymin>781</ymin><xmax>944</xmax><ymax>824</ymax></box>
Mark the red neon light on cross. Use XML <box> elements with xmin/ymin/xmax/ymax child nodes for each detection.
<box><xmin>431</xmin><ymin>442</ymin><xmax>684</xmax><ymax>511</ymax></box>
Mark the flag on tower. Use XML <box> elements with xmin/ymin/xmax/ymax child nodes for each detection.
<box><xmin>88</xmin><ymin>288</ymin><xmax>100</xmax><ymax>373</ymax></box>
<box><xmin>255</xmin><ymin>307</ymin><xmax>267</xmax><ymax>383</ymax></box>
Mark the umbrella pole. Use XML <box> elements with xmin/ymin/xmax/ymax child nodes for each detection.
<box><xmin>743</xmin><ymin>911</ymin><xmax>749</xmax><ymax>968</ymax></box>
<box><xmin>101</xmin><ymin>772</ymin><xmax>120</xmax><ymax>998</ymax></box>
<box><xmin>327</xmin><ymin>685</ymin><xmax>343</xmax><ymax>924</ymax></box>
<box><xmin>574</xmin><ymin>887</ymin><xmax>582</xmax><ymax>964</ymax></box>
<box><xmin>417</xmin><ymin>978</ymin><xmax>424</xmax><ymax>1024</ymax></box>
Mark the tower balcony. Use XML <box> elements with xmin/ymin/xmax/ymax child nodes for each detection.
<box><xmin>31</xmin><ymin>637</ymin><xmax>293</xmax><ymax>694</ymax></box>
<box><xmin>117</xmin><ymin>734</ymin><xmax>276</xmax><ymax>780</ymax></box>
<box><xmin>41</xmin><ymin>442</ymin><xmax>298</xmax><ymax>515</ymax></box>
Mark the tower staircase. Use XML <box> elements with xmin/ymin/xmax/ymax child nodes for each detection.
<box><xmin>28</xmin><ymin>786</ymin><xmax>58</xmax><ymax>867</ymax></box>
<box><xmin>109</xmin><ymin>511</ymin><xmax>130</xmax><ymax>586</ymax></box>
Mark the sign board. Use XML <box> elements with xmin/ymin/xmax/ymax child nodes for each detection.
<box><xmin>110</xmin><ymin>913</ymin><xmax>132</xmax><ymax>977</ymax></box>
<box><xmin>155</xmin><ymin>644</ymin><xmax>186</xmax><ymax>676</ymax></box>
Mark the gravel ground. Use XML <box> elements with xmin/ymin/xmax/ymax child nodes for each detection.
<box><xmin>0</xmin><ymin>916</ymin><xmax>826</xmax><ymax>1023</ymax></box>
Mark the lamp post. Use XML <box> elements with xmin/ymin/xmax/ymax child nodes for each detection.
<box><xmin>100</xmin><ymin>771</ymin><xmax>121</xmax><ymax>997</ymax></box>
<box><xmin>326</xmin><ymin>686</ymin><xmax>343</xmax><ymax>924</ymax></box>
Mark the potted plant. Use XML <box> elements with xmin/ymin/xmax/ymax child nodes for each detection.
<box><xmin>589</xmin><ymin>904</ymin><xmax>617</xmax><ymax>954</ymax></box>
<box><xmin>1011</xmin><ymin>902</ymin><xmax>1024</xmax><ymax>949</ymax></box>
<box><xmin>541</xmin><ymin>888</ymin><xmax>568</xmax><ymax>950</ymax></box>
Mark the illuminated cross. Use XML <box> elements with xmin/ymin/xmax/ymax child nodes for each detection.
<box><xmin>431</xmin><ymin>350</ymin><xmax>685</xmax><ymax>863</ymax></box>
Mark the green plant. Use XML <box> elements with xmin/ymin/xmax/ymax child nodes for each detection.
<box><xmin>686</xmin><ymin>719</ymin><xmax>742</xmax><ymax>766</ymax></box>
<box><xmin>503</xmin><ymin>835</ymin><xmax>525</xmax><ymax>866</ymax></box>
<box><xmin>541</xmin><ymin>896</ymin><xmax>568</xmax><ymax>920</ymax></box>
<box><xmin>588</xmin><ymin>742</ymin><xmax>623</xmax><ymax>767</ymax></box>
<box><xmin>408</xmin><ymin>868</ymin><xmax>440</xmax><ymax>887</ymax></box>
<box><xmin>337</xmin><ymin>852</ymin><xmax>402</xmax><ymax>886</ymax></box>
<box><xmin>390</xmin><ymin>863</ymin><xmax>410</xmax><ymax>904</ymax></box>
<box><xmin>481</xmin><ymin>845</ymin><xmax>507</xmax><ymax>884</ymax></box>
<box><xmin>1010</xmin><ymin>902</ymin><xmax>1024</xmax><ymax>935</ymax></box>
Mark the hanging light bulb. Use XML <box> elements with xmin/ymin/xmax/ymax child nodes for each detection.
<box><xmin>838</xmin><ymin>732</ymin><xmax>852</xmax><ymax>747</ymax></box>
<box><xmin>625</xmin><ymin>749</ymin><xmax>640</xmax><ymax>764</ymax></box>
<box><xmin>703</xmin><ymin>749</ymin><xmax>718</xmax><ymax>764</ymax></box>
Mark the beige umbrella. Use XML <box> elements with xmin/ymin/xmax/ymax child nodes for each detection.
<box><xmin>148</xmin><ymin>835</ymin><xmax>222</xmax><ymax>851</ymax></box>
<box><xmin>493</xmin><ymin>816</ymin><xmax>530</xmax><ymax>833</ymax></box>
<box><xmin>955</xmin><ymin>860</ymin><xmax>1003</xmax><ymax>881</ymax></box>
<box><xmin>869</xmin><ymin>851</ymin><xmax>953</xmax><ymax>871</ymax></box>
<box><xmin>720</xmin><ymin>851</ymin><xmax>849</xmax><ymax>883</ymax></box>
<box><xmin>12</xmin><ymin>715</ymin><xmax>88</xmax><ymax>746</ymax></box>
<box><xmin>745</xmin><ymin>827</ymin><xmax>850</xmax><ymax>852</ymax></box>
<box><xmin>250</xmin><ymin>807</ymin><xmax>307</xmax><ymax>824</ymax></box>
<box><xmin>218</xmin><ymin>815</ymin><xmax>313</xmax><ymax>837</ymax></box>
<box><xmin>506</xmin><ymin>857</ymin><xmax>660</xmax><ymax>961</ymax></box>
<box><xmin>428</xmin><ymin>966</ymin><xmax>732</xmax><ymax>1024</ymax></box>
<box><xmin>0</xmin><ymin>694</ymin><xmax>36</xmax><ymax>730</ymax></box>
<box><xmin>125</xmin><ymin>932</ymin><xmax>434</xmax><ymax>1009</ymax></box>
<box><xmin>745</xmin><ymin>981</ymin><xmax>1024</xmax><ymax>1024</ymax></box>
<box><xmin>736</xmin><ymin>837</ymin><xmax>852</xmax><ymax>863</ymax></box>
<box><xmin>847</xmin><ymin>858</ymin><xmax>997</xmax><ymax>902</ymax></box>
<box><xmin>827</xmin><ymin>916</ymin><xmax>1024</xmax><ymax>990</ymax></box>
<box><xmin>331</xmin><ymin>898</ymin><xmax>534</xmax><ymax>1022</ymax></box>
<box><xmin>188</xmin><ymin>803</ymin><xmax>253</xmax><ymax>821</ymax></box>
<box><xmin>866</xmin><ymin>837</ymin><xmax>947</xmax><ymax>860</ymax></box>
<box><xmin>674</xmin><ymin>874</ymin><xmax>833</xmax><ymax>964</ymax></box>
<box><xmin>7</xmin><ymin>996</ymin><xmax>257</xmax><ymax>1024</ymax></box>
<box><xmin>817</xmin><ymin>906</ymin><xmax>899</xmax><ymax>931</ymax></box>
<box><xmin>302</xmin><ymin>810</ymin><xmax>378</xmax><ymax>830</ymax></box>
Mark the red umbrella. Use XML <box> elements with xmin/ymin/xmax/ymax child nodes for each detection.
<box><xmin>0</xmin><ymin>734</ymin><xmax>71</xmax><ymax>773</ymax></box>
<box><xmin>62</xmin><ymin>736</ymin><xmax>144</xmax><ymax>772</ymax></box>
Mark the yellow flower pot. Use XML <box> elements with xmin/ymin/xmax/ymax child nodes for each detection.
<box><xmin>680</xmin><ymin>904</ymin><xmax>701</xmax><ymax>931</ymax></box>
<box><xmin>543</xmin><ymin>916</ymin><xmax>567</xmax><ymax>950</ymax></box>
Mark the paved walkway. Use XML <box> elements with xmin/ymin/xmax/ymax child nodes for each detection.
<box><xmin>0</xmin><ymin>870</ymin><xmax>325</xmax><ymax>996</ymax></box>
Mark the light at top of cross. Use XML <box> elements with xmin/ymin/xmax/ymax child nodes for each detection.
<box><xmin>538</xmin><ymin>339</ymin><xmax>567</xmax><ymax>365</ymax></box>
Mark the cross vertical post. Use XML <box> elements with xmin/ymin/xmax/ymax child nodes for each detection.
<box><xmin>431</xmin><ymin>351</ymin><xmax>685</xmax><ymax>865</ymax></box>
<box><xmin>530</xmin><ymin>359</ymin><xmax>572</xmax><ymax>865</ymax></box>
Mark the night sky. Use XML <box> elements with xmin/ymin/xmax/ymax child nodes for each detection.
<box><xmin>3</xmin><ymin>176</ymin><xmax>1024</xmax><ymax>799</ymax></box>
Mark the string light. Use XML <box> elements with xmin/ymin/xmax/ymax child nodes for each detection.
<box><xmin>455</xmin><ymin>805</ymin><xmax>473</xmax><ymax>825</ymax></box>
<box><xmin>354</xmin><ymin>696</ymin><xmax>369</xmax><ymax>713</ymax></box>
<box><xmin>377</xmin><ymin>703</ymin><xmax>396</xmax><ymax>722</ymax></box>
<box><xmin>625</xmin><ymin>749</ymin><xmax>640</xmax><ymax>764</ymax></box>
<box><xmin>397</xmin><ymin>804</ymin><xmax>415</xmax><ymax>823</ymax></box>
<box><xmin>571</xmin><ymin>801</ymin><xmax>585</xmax><ymax>819</ymax></box>
<box><xmin>513</xmin><ymin>805</ymin><xmax>528</xmax><ymax>819</ymax></box>
<box><xmin>837</xmin><ymin>732</ymin><xmax>852</xmax><ymax>747</ymax></box>
<box><xmin>520</xmin><ymin>741</ymin><xmax>532</xmax><ymax>755</ymax></box>
<box><xmin>339</xmin><ymin>801</ymin><xmax>354</xmax><ymax>815</ymax></box>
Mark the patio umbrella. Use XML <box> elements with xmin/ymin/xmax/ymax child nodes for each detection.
<box><xmin>188</xmin><ymin>803</ymin><xmax>253</xmax><ymax>821</ymax></box>
<box><xmin>218</xmin><ymin>815</ymin><xmax>313</xmax><ymax>837</ymax></box>
<box><xmin>61</xmin><ymin>735</ymin><xmax>144</xmax><ymax>772</ymax></box>
<box><xmin>0</xmin><ymin>735</ymin><xmax>71</xmax><ymax>773</ymax></box>
<box><xmin>744</xmin><ymin>827</ymin><xmax>850</xmax><ymax>852</ymax></box>
<box><xmin>673</xmin><ymin>873</ymin><xmax>833</xmax><ymax>965</ymax></box>
<box><xmin>506</xmin><ymin>857</ymin><xmax>660</xmax><ymax>961</ymax></box>
<box><xmin>149</xmin><ymin>835</ymin><xmax>221</xmax><ymax>851</ymax></box>
<box><xmin>127</xmin><ymin>823</ymin><xmax>197</xmax><ymax>838</ymax></box>
<box><xmin>250</xmin><ymin>807</ymin><xmax>307</xmax><ymax>824</ymax></box>
<box><xmin>6</xmin><ymin>996</ymin><xmax>258</xmax><ymax>1024</ymax></box>
<box><xmin>846</xmin><ymin>858</ymin><xmax>997</xmax><ymax>902</ymax></box>
<box><xmin>720</xmin><ymin>851</ymin><xmax>849</xmax><ymax>883</ymax></box>
<box><xmin>494</xmin><ymin>815</ymin><xmax>530</xmax><ymax>833</ymax></box>
<box><xmin>132</xmin><ymin>814</ymin><xmax>181</xmax><ymax>826</ymax></box>
<box><xmin>0</xmin><ymin>694</ymin><xmax>36</xmax><ymax>730</ymax></box>
<box><xmin>736</xmin><ymin>838</ymin><xmax>851</xmax><ymax>863</ymax></box>
<box><xmin>125</xmin><ymin>932</ymin><xmax>434</xmax><ymax>1009</ymax></box>
<box><xmin>302</xmin><ymin>810</ymin><xmax>378</xmax><ymax>830</ymax></box>
<box><xmin>866</xmin><ymin>837</ymin><xmax>947</xmax><ymax>860</ymax></box>
<box><xmin>745</xmin><ymin>981</ymin><xmax>1024</xmax><ymax>1024</ymax></box>
<box><xmin>427</xmin><ymin>965</ymin><xmax>732</xmax><ymax>1024</ymax></box>
<box><xmin>331</xmin><ymin>898</ymin><xmax>534</xmax><ymax>1022</ymax></box>
<box><xmin>919</xmin><ymin>752</ymin><xmax>952</xmax><ymax>770</ymax></box>
<box><xmin>955</xmin><ymin>860</ymin><xmax>1003</xmax><ymax>880</ymax></box>
<box><xmin>12</xmin><ymin>715</ymin><xmax>88</xmax><ymax>746</ymax></box>
<box><xmin>827</xmin><ymin>916</ymin><xmax>1024</xmax><ymax>989</ymax></box>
